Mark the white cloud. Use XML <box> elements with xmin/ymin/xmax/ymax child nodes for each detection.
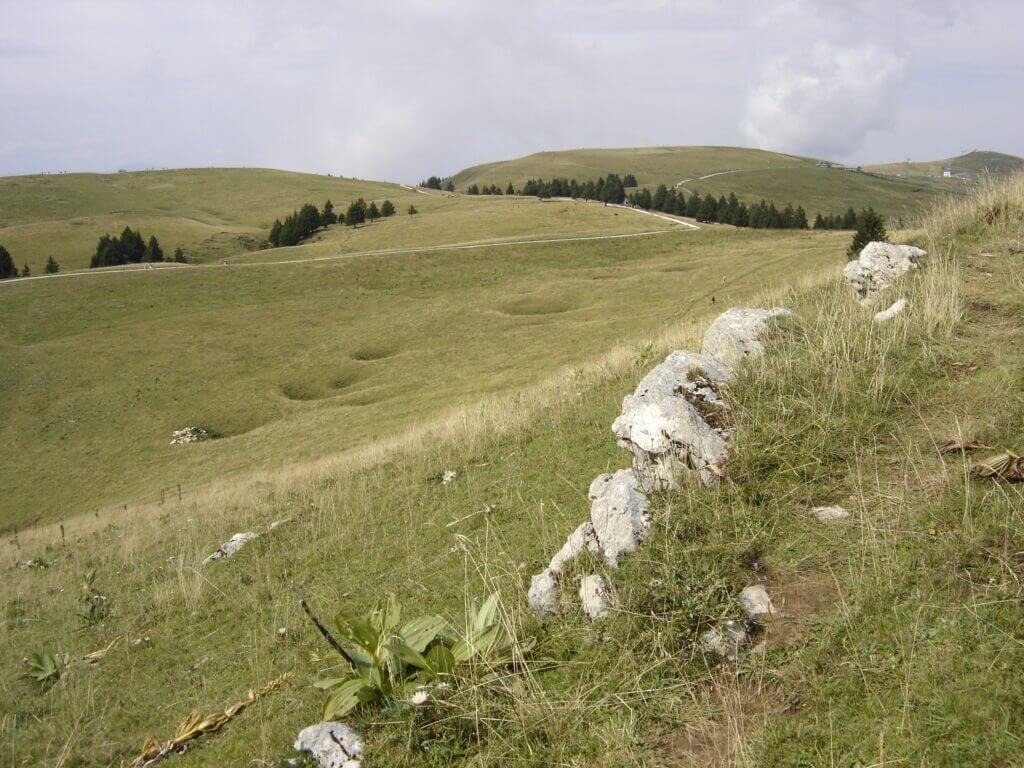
<box><xmin>741</xmin><ymin>43</ymin><xmax>907</xmax><ymax>160</ymax></box>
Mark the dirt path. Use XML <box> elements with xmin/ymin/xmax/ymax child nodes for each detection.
<box><xmin>675</xmin><ymin>169</ymin><xmax>745</xmax><ymax>190</ymax></box>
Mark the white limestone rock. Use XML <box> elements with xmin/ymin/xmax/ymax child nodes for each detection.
<box><xmin>738</xmin><ymin>585</ymin><xmax>775</xmax><ymax>619</ymax></box>
<box><xmin>548</xmin><ymin>521</ymin><xmax>601</xmax><ymax>574</ymax></box>
<box><xmin>202</xmin><ymin>532</ymin><xmax>258</xmax><ymax>564</ymax></box>
<box><xmin>528</xmin><ymin>568</ymin><xmax>559</xmax><ymax>615</ymax></box>
<box><xmin>873</xmin><ymin>297</ymin><xmax>907</xmax><ymax>323</ymax></box>
<box><xmin>587</xmin><ymin>470</ymin><xmax>651</xmax><ymax>566</ymax></box>
<box><xmin>843</xmin><ymin>242</ymin><xmax>926</xmax><ymax>305</ymax></box>
<box><xmin>701</xmin><ymin>620</ymin><xmax>747</xmax><ymax>662</ymax></box>
<box><xmin>811</xmin><ymin>505</ymin><xmax>851</xmax><ymax>522</ymax></box>
<box><xmin>170</xmin><ymin>426</ymin><xmax>209</xmax><ymax>445</ymax></box>
<box><xmin>612</xmin><ymin>351</ymin><xmax>733</xmax><ymax>490</ymax></box>
<box><xmin>294</xmin><ymin>722</ymin><xmax>363</xmax><ymax>768</ymax></box>
<box><xmin>579</xmin><ymin>574</ymin><xmax>610</xmax><ymax>620</ymax></box>
<box><xmin>701</xmin><ymin>307</ymin><xmax>794</xmax><ymax>368</ymax></box>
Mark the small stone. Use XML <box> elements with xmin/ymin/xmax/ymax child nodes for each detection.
<box><xmin>202</xmin><ymin>532</ymin><xmax>259</xmax><ymax>564</ymax></box>
<box><xmin>811</xmin><ymin>505</ymin><xmax>850</xmax><ymax>521</ymax></box>
<box><xmin>579</xmin><ymin>574</ymin><xmax>610</xmax><ymax>620</ymax></box>
<box><xmin>701</xmin><ymin>619</ymin><xmax>747</xmax><ymax>662</ymax></box>
<box><xmin>294</xmin><ymin>722</ymin><xmax>363</xmax><ymax>768</ymax></box>
<box><xmin>738</xmin><ymin>585</ymin><xmax>775</xmax><ymax>619</ymax></box>
<box><xmin>528</xmin><ymin>569</ymin><xmax>559</xmax><ymax>614</ymax></box>
<box><xmin>268</xmin><ymin>518</ymin><xmax>291</xmax><ymax>532</ymax></box>
<box><xmin>441</xmin><ymin>470</ymin><xmax>457</xmax><ymax>486</ymax></box>
<box><xmin>587</xmin><ymin>470</ymin><xmax>650</xmax><ymax>567</ymax></box>
<box><xmin>277</xmin><ymin>627</ymin><xmax>288</xmax><ymax>638</ymax></box>
<box><xmin>873</xmin><ymin>297</ymin><xmax>907</xmax><ymax>323</ymax></box>
<box><xmin>170</xmin><ymin>426</ymin><xmax>209</xmax><ymax>445</ymax></box>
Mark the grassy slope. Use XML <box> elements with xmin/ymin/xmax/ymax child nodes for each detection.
<box><xmin>4</xmin><ymin>173</ymin><xmax>1021</xmax><ymax>767</ymax></box>
<box><xmin>0</xmin><ymin>210</ymin><xmax>842</xmax><ymax>531</ymax></box>
<box><xmin>866</xmin><ymin>149</ymin><xmax>1024</xmax><ymax>178</ymax></box>
<box><xmin>451</xmin><ymin>145</ymin><xmax>961</xmax><ymax>219</ymax></box>
<box><xmin>0</xmin><ymin>168</ymin><xmax>420</xmax><ymax>273</ymax></box>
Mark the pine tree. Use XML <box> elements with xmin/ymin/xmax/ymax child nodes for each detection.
<box><xmin>623</xmin><ymin>173</ymin><xmax>638</xmax><ymax>188</ymax></box>
<box><xmin>842</xmin><ymin>207</ymin><xmax>858</xmax><ymax>229</ymax></box>
<box><xmin>173</xmin><ymin>247</ymin><xmax>186</xmax><ymax>263</ymax></box>
<box><xmin>506</xmin><ymin>182</ymin><xmax>515</xmax><ymax>195</ymax></box>
<box><xmin>381</xmin><ymin>200</ymin><xmax>395</xmax><ymax>217</ymax></box>
<box><xmin>813</xmin><ymin>213</ymin><xmax>825</xmax><ymax>230</ymax></box>
<box><xmin>322</xmin><ymin>200</ymin><xmax>337</xmax><ymax>225</ymax></box>
<box><xmin>346</xmin><ymin>199</ymin><xmax>366</xmax><ymax>227</ymax></box>
<box><xmin>794</xmin><ymin>206</ymin><xmax>808</xmax><ymax>230</ymax></box>
<box><xmin>44</xmin><ymin>256</ymin><xmax>60</xmax><ymax>274</ymax></box>
<box><xmin>847</xmin><ymin>208</ymin><xmax>887</xmax><ymax>257</ymax></box>
<box><xmin>121</xmin><ymin>227</ymin><xmax>146</xmax><ymax>263</ymax></box>
<box><xmin>0</xmin><ymin>245</ymin><xmax>16</xmax><ymax>279</ymax></box>
<box><xmin>367</xmin><ymin>201</ymin><xmax>380</xmax><ymax>222</ymax></box>
<box><xmin>269</xmin><ymin>218</ymin><xmax>283</xmax><ymax>247</ymax></box>
<box><xmin>21</xmin><ymin>263</ymin><xmax>30</xmax><ymax>277</ymax></box>
<box><xmin>145</xmin><ymin>235</ymin><xmax>164</xmax><ymax>262</ymax></box>
<box><xmin>686</xmin><ymin>192</ymin><xmax>701</xmax><ymax>218</ymax></box>
<box><xmin>408</xmin><ymin>204</ymin><xmax>418</xmax><ymax>215</ymax></box>
<box><xmin>697</xmin><ymin>194</ymin><xmax>718</xmax><ymax>223</ymax></box>
<box><xmin>444</xmin><ymin>179</ymin><xmax>455</xmax><ymax>192</ymax></box>
<box><xmin>652</xmin><ymin>184</ymin><xmax>668</xmax><ymax>211</ymax></box>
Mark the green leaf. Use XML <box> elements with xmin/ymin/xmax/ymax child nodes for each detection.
<box><xmin>313</xmin><ymin>676</ymin><xmax>348</xmax><ymax>690</ymax></box>
<box><xmin>322</xmin><ymin>678</ymin><xmax>375</xmax><ymax>720</ymax></box>
<box><xmin>335</xmin><ymin>612</ymin><xmax>380</xmax><ymax>652</ymax></box>
<box><xmin>472</xmin><ymin>594</ymin><xmax>500</xmax><ymax>637</ymax></box>
<box><xmin>382</xmin><ymin>593</ymin><xmax>402</xmax><ymax>635</ymax></box>
<box><xmin>399</xmin><ymin>614</ymin><xmax>446</xmax><ymax>653</ymax></box>
<box><xmin>387</xmin><ymin>638</ymin><xmax>432</xmax><ymax>670</ymax></box>
<box><xmin>426</xmin><ymin>644</ymin><xmax>456</xmax><ymax>676</ymax></box>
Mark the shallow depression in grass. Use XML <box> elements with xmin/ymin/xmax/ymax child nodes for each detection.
<box><xmin>350</xmin><ymin>344</ymin><xmax>398</xmax><ymax>361</ymax></box>
<box><xmin>498</xmin><ymin>296</ymin><xmax>575</xmax><ymax>316</ymax></box>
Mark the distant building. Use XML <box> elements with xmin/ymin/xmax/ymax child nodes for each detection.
<box><xmin>943</xmin><ymin>167</ymin><xmax>953</xmax><ymax>177</ymax></box>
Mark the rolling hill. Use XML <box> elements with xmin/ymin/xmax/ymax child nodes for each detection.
<box><xmin>0</xmin><ymin>168</ymin><xmax>420</xmax><ymax>273</ymax></box>
<box><xmin>866</xmin><ymin>149</ymin><xmax>1024</xmax><ymax>178</ymax></box>
<box><xmin>452</xmin><ymin>145</ymin><xmax>968</xmax><ymax>221</ymax></box>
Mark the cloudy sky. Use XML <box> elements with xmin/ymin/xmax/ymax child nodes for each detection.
<box><xmin>1</xmin><ymin>0</ymin><xmax>1021</xmax><ymax>182</ymax></box>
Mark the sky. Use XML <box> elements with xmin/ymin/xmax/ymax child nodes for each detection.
<box><xmin>1</xmin><ymin>0</ymin><xmax>1022</xmax><ymax>182</ymax></box>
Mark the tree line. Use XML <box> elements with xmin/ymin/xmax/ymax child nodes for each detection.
<box><xmin>421</xmin><ymin>176</ymin><xmax>455</xmax><ymax>191</ymax></box>
<box><xmin>0</xmin><ymin>245</ymin><xmax>51</xmax><ymax>279</ymax></box>
<box><xmin>268</xmin><ymin>198</ymin><xmax>398</xmax><ymax>248</ymax></box>
<box><xmin>91</xmin><ymin>227</ymin><xmax>182</xmax><ymax>268</ymax></box>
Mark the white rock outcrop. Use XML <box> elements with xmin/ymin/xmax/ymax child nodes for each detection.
<box><xmin>527</xmin><ymin>569</ymin><xmax>559</xmax><ymax>614</ymax></box>
<box><xmin>170</xmin><ymin>426</ymin><xmax>209</xmax><ymax>445</ymax></box>
<box><xmin>701</xmin><ymin>307</ymin><xmax>794</xmax><ymax>368</ymax></box>
<box><xmin>701</xmin><ymin>620</ymin><xmax>747</xmax><ymax>662</ymax></box>
<box><xmin>810</xmin><ymin>505</ymin><xmax>851</xmax><ymax>522</ymax></box>
<box><xmin>202</xmin><ymin>532</ymin><xmax>258</xmax><ymax>564</ymax></box>
<box><xmin>579</xmin><ymin>574</ymin><xmax>610</xmax><ymax>620</ymax></box>
<box><xmin>738</xmin><ymin>585</ymin><xmax>775</xmax><ymax>619</ymax></box>
<box><xmin>612</xmin><ymin>350</ymin><xmax>733</xmax><ymax>490</ymax></box>
<box><xmin>294</xmin><ymin>722</ymin><xmax>363</xmax><ymax>768</ymax></box>
<box><xmin>587</xmin><ymin>470</ymin><xmax>651</xmax><ymax>566</ymax></box>
<box><xmin>548</xmin><ymin>521</ymin><xmax>601</xmax><ymax>574</ymax></box>
<box><xmin>843</xmin><ymin>242</ymin><xmax>926</xmax><ymax>305</ymax></box>
<box><xmin>873</xmin><ymin>297</ymin><xmax>907</xmax><ymax>323</ymax></box>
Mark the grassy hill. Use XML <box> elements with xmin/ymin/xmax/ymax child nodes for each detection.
<box><xmin>866</xmin><ymin>149</ymin><xmax>1024</xmax><ymax>178</ymax></box>
<box><xmin>3</xmin><ymin>171</ymin><xmax>1023</xmax><ymax>766</ymax></box>
<box><xmin>0</xmin><ymin>168</ymin><xmax>423</xmax><ymax>274</ymax></box>
<box><xmin>0</xmin><ymin>216</ymin><xmax>841</xmax><ymax>532</ymax></box>
<box><xmin>453</xmin><ymin>145</ymin><xmax>963</xmax><ymax>220</ymax></box>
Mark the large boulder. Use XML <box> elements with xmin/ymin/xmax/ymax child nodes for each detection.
<box><xmin>612</xmin><ymin>351</ymin><xmax>732</xmax><ymax>489</ymax></box>
<box><xmin>701</xmin><ymin>307</ymin><xmax>794</xmax><ymax>368</ymax></box>
<box><xmin>843</xmin><ymin>242</ymin><xmax>926</xmax><ymax>305</ymax></box>
<box><xmin>294</xmin><ymin>722</ymin><xmax>363</xmax><ymax>768</ymax></box>
<box><xmin>548</xmin><ymin>521</ymin><xmax>601</xmax><ymax>574</ymax></box>
<box><xmin>587</xmin><ymin>469</ymin><xmax>651</xmax><ymax>566</ymax></box>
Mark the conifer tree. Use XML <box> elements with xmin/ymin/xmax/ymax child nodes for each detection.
<box><xmin>269</xmin><ymin>218</ymin><xmax>283</xmax><ymax>246</ymax></box>
<box><xmin>444</xmin><ymin>179</ymin><xmax>455</xmax><ymax>192</ymax></box>
<box><xmin>346</xmin><ymin>199</ymin><xmax>366</xmax><ymax>226</ymax></box>
<box><xmin>408</xmin><ymin>204</ymin><xmax>418</xmax><ymax>215</ymax></box>
<box><xmin>173</xmin><ymin>247</ymin><xmax>186</xmax><ymax>263</ymax></box>
<box><xmin>0</xmin><ymin>245</ymin><xmax>16</xmax><ymax>279</ymax></box>
<box><xmin>813</xmin><ymin>213</ymin><xmax>825</xmax><ymax>230</ymax></box>
<box><xmin>847</xmin><ymin>208</ymin><xmax>887</xmax><ymax>257</ymax></box>
<box><xmin>21</xmin><ymin>263</ymin><xmax>30</xmax><ymax>277</ymax></box>
<box><xmin>44</xmin><ymin>256</ymin><xmax>60</xmax><ymax>274</ymax></box>
<box><xmin>367</xmin><ymin>201</ymin><xmax>380</xmax><ymax>222</ymax></box>
<box><xmin>381</xmin><ymin>200</ymin><xmax>395</xmax><ymax>217</ymax></box>
<box><xmin>322</xmin><ymin>200</ymin><xmax>337</xmax><ymax>225</ymax></box>
<box><xmin>842</xmin><ymin>207</ymin><xmax>858</xmax><ymax>229</ymax></box>
<box><xmin>145</xmin><ymin>235</ymin><xmax>164</xmax><ymax>262</ymax></box>
<box><xmin>794</xmin><ymin>206</ymin><xmax>808</xmax><ymax>229</ymax></box>
<box><xmin>506</xmin><ymin>182</ymin><xmax>515</xmax><ymax>195</ymax></box>
<box><xmin>652</xmin><ymin>184</ymin><xmax>668</xmax><ymax>212</ymax></box>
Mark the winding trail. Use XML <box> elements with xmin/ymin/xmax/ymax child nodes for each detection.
<box><xmin>2</xmin><ymin>201</ymin><xmax>699</xmax><ymax>287</ymax></box>
<box><xmin>675</xmin><ymin>168</ymin><xmax>745</xmax><ymax>189</ymax></box>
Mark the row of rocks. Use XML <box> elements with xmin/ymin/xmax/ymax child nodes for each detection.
<box><xmin>528</xmin><ymin>306</ymin><xmax>794</xmax><ymax>621</ymax></box>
